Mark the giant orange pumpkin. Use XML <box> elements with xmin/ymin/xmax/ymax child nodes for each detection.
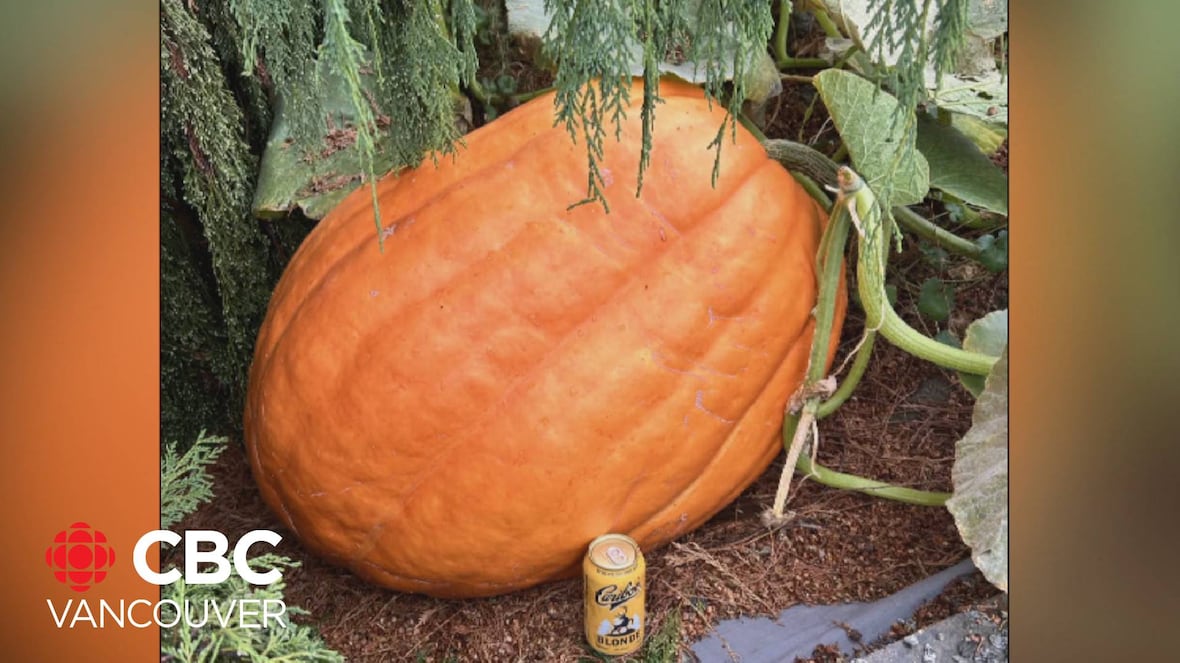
<box><xmin>244</xmin><ymin>79</ymin><xmax>845</xmax><ymax>598</ymax></box>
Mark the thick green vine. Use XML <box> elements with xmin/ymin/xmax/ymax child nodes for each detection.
<box><xmin>797</xmin><ymin>454</ymin><xmax>950</xmax><ymax>506</ymax></box>
<box><xmin>763</xmin><ymin>139</ymin><xmax>999</xmax><ymax>375</ymax></box>
<box><xmin>767</xmin><ymin>166</ymin><xmax>850</xmax><ymax>522</ymax></box>
<box><xmin>843</xmin><ymin>167</ymin><xmax>996</xmax><ymax>376</ymax></box>
<box><xmin>763</xmin><ymin>141</ymin><xmax>1000</xmax><ymax>508</ymax></box>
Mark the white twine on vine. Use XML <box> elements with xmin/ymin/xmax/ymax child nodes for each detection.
<box><xmin>762</xmin><ymin>375</ymin><xmax>837</xmax><ymax>527</ymax></box>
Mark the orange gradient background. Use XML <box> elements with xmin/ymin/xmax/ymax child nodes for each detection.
<box><xmin>1011</xmin><ymin>2</ymin><xmax>1180</xmax><ymax>660</ymax></box>
<box><xmin>0</xmin><ymin>2</ymin><xmax>159</xmax><ymax>660</ymax></box>
<box><xmin>2</xmin><ymin>2</ymin><xmax>1178</xmax><ymax>661</ymax></box>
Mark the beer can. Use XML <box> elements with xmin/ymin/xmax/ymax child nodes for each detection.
<box><xmin>584</xmin><ymin>533</ymin><xmax>646</xmax><ymax>656</ymax></box>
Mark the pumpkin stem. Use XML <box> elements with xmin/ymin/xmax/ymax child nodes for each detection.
<box><xmin>763</xmin><ymin>138</ymin><xmax>840</xmax><ymax>190</ymax></box>
<box><xmin>763</xmin><ymin>140</ymin><xmax>990</xmax><ymax>265</ymax></box>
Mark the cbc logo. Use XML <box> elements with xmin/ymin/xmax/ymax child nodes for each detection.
<box><xmin>46</xmin><ymin>522</ymin><xmax>282</xmax><ymax>591</ymax></box>
<box><xmin>45</xmin><ymin>522</ymin><xmax>116</xmax><ymax>592</ymax></box>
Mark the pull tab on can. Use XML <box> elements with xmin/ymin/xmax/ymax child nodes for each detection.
<box><xmin>584</xmin><ymin>533</ymin><xmax>646</xmax><ymax>656</ymax></box>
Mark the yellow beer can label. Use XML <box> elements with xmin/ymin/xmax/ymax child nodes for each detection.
<box><xmin>584</xmin><ymin>534</ymin><xmax>645</xmax><ymax>656</ymax></box>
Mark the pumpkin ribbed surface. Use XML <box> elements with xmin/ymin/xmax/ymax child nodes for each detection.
<box><xmin>244</xmin><ymin>80</ymin><xmax>845</xmax><ymax>598</ymax></box>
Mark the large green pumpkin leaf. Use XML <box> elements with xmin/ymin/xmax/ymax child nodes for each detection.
<box><xmin>917</xmin><ymin>277</ymin><xmax>955</xmax><ymax>322</ymax></box>
<box><xmin>252</xmin><ymin>70</ymin><xmax>472</xmax><ymax>220</ymax></box>
<box><xmin>813</xmin><ymin>69</ymin><xmax>930</xmax><ymax>207</ymax></box>
<box><xmin>916</xmin><ymin>113</ymin><xmax>1008</xmax><ymax>216</ymax></box>
<box><xmin>958</xmin><ymin>309</ymin><xmax>1008</xmax><ymax>397</ymax></box>
<box><xmin>251</xmin><ymin>57</ymin><xmax>399</xmax><ymax>220</ymax></box>
<box><xmin>946</xmin><ymin>347</ymin><xmax>1008</xmax><ymax>592</ymax></box>
<box><xmin>931</xmin><ymin>71</ymin><xmax>1008</xmax><ymax>125</ymax></box>
<box><xmin>816</xmin><ymin>0</ymin><xmax>1008</xmax><ymax>125</ymax></box>
<box><xmin>951</xmin><ymin>112</ymin><xmax>1008</xmax><ymax>156</ymax></box>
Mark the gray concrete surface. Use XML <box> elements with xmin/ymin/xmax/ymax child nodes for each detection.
<box><xmin>854</xmin><ymin>606</ymin><xmax>1008</xmax><ymax>663</ymax></box>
